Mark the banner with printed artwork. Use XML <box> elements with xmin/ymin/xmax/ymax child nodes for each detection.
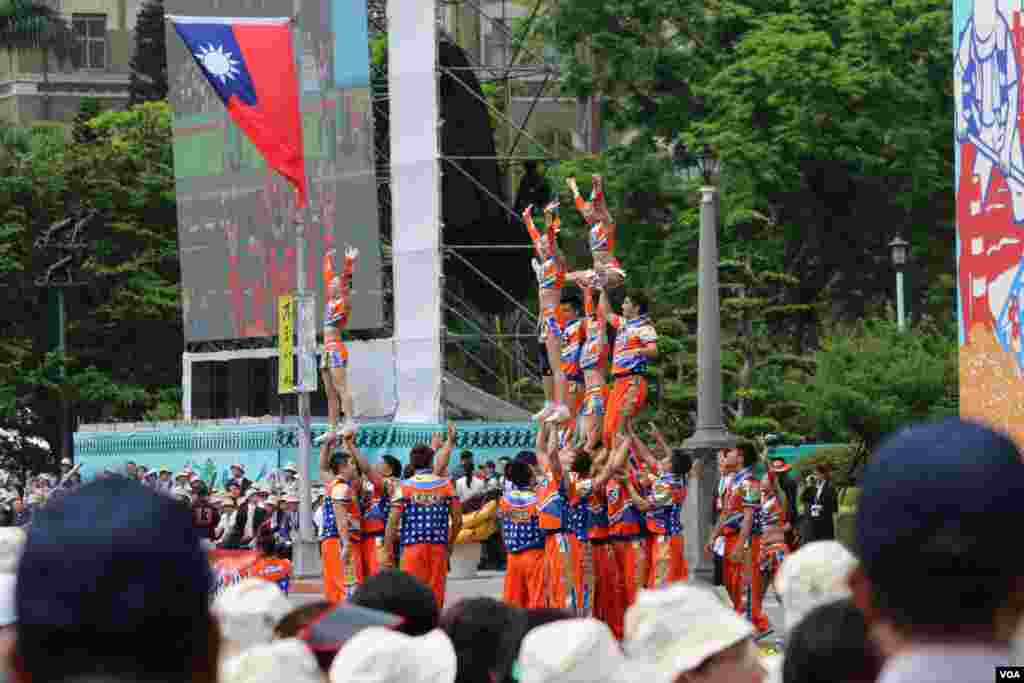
<box><xmin>955</xmin><ymin>0</ymin><xmax>1024</xmax><ymax>443</ymax></box>
<box><xmin>77</xmin><ymin>451</ymin><xmax>280</xmax><ymax>488</ymax></box>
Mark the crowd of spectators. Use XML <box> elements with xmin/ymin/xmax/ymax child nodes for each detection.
<box><xmin>0</xmin><ymin>417</ymin><xmax>1021</xmax><ymax>683</ymax></box>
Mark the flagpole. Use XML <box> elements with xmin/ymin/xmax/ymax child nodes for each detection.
<box><xmin>290</xmin><ymin>3</ymin><xmax>320</xmax><ymax>580</ymax></box>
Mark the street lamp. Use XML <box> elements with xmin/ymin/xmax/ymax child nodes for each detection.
<box><xmin>889</xmin><ymin>235</ymin><xmax>909</xmax><ymax>330</ymax></box>
<box><xmin>674</xmin><ymin>141</ymin><xmax>736</xmax><ymax>582</ymax></box>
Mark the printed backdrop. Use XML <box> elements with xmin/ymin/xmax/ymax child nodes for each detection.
<box><xmin>956</xmin><ymin>0</ymin><xmax>1024</xmax><ymax>444</ymax></box>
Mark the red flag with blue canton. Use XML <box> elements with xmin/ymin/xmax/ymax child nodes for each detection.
<box><xmin>169</xmin><ymin>16</ymin><xmax>307</xmax><ymax>206</ymax></box>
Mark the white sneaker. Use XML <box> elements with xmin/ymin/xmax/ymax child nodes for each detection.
<box><xmin>340</xmin><ymin>421</ymin><xmax>357</xmax><ymax>436</ymax></box>
<box><xmin>545</xmin><ymin>404</ymin><xmax>571</xmax><ymax>424</ymax></box>
<box><xmin>533</xmin><ymin>405</ymin><xmax>553</xmax><ymax>422</ymax></box>
<box><xmin>313</xmin><ymin>430</ymin><xmax>336</xmax><ymax>445</ymax></box>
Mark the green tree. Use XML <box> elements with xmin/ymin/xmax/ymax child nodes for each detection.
<box><xmin>783</xmin><ymin>318</ymin><xmax>957</xmax><ymax>454</ymax></box>
<box><xmin>540</xmin><ymin>0</ymin><xmax>954</xmax><ymax>339</ymax></box>
<box><xmin>128</xmin><ymin>0</ymin><xmax>168</xmax><ymax>105</ymax></box>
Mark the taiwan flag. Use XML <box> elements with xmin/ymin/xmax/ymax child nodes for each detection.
<box><xmin>169</xmin><ymin>16</ymin><xmax>307</xmax><ymax>206</ymax></box>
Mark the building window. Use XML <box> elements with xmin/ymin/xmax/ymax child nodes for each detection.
<box><xmin>71</xmin><ymin>14</ymin><xmax>107</xmax><ymax>70</ymax></box>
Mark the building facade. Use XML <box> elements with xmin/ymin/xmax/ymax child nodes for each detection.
<box><xmin>0</xmin><ymin>0</ymin><xmax>141</xmax><ymax>124</ymax></box>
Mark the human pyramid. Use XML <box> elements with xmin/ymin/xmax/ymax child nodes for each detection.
<box><xmin>312</xmin><ymin>175</ymin><xmax>784</xmax><ymax>638</ymax></box>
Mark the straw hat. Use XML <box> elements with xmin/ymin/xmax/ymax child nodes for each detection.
<box><xmin>519</xmin><ymin>618</ymin><xmax>646</xmax><ymax>683</ymax></box>
<box><xmin>329</xmin><ymin>628</ymin><xmax>457</xmax><ymax>683</ymax></box>
<box><xmin>623</xmin><ymin>584</ymin><xmax>755</xmax><ymax>683</ymax></box>
<box><xmin>774</xmin><ymin>541</ymin><xmax>857</xmax><ymax>633</ymax></box>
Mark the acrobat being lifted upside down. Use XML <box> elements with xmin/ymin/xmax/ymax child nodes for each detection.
<box><xmin>316</xmin><ymin>246</ymin><xmax>359</xmax><ymax>445</ymax></box>
<box><xmin>524</xmin><ymin>201</ymin><xmax>572</xmax><ymax>425</ymax></box>
<box><xmin>566</xmin><ymin>174</ymin><xmax>625</xmax><ymax>289</ymax></box>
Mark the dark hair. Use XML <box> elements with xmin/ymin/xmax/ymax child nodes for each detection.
<box><xmin>441</xmin><ymin>598</ymin><xmax>526</xmax><ymax>683</ymax></box>
<box><xmin>402</xmin><ymin>464</ymin><xmax>416</xmax><ymax>479</ymax></box>
<box><xmin>507</xmin><ymin>461</ymin><xmax>532</xmax><ymax>489</ymax></box>
<box><xmin>816</xmin><ymin>462</ymin><xmax>831</xmax><ymax>477</ymax></box>
<box><xmin>671</xmin><ymin>449</ymin><xmax>693</xmax><ymax>478</ymax></box>
<box><xmin>256</xmin><ymin>525</ymin><xmax>277</xmax><ymax>556</ymax></box>
<box><xmin>409</xmin><ymin>445</ymin><xmax>435</xmax><ymax>472</ymax></box>
<box><xmin>626</xmin><ymin>289</ymin><xmax>650</xmax><ymax>315</ymax></box>
<box><xmin>737</xmin><ymin>440</ymin><xmax>759</xmax><ymax>468</ymax></box>
<box><xmin>867</xmin><ymin>519</ymin><xmax>1019</xmax><ymax>636</ymax></box>
<box><xmin>351</xmin><ymin>569</ymin><xmax>439</xmax><ymax>637</ymax></box>
<box><xmin>560</xmin><ymin>291</ymin><xmax>583</xmax><ymax>314</ymax></box>
<box><xmin>484</xmin><ymin>461</ymin><xmax>496</xmax><ymax>470</ymax></box>
<box><xmin>571</xmin><ymin>450</ymin><xmax>593</xmax><ymax>476</ymax></box>
<box><xmin>330</xmin><ymin>452</ymin><xmax>351</xmax><ymax>475</ymax></box>
<box><xmin>524</xmin><ymin>608</ymin><xmax>572</xmax><ymax>632</ymax></box>
<box><xmin>381</xmin><ymin>455</ymin><xmax>402</xmax><ymax>479</ymax></box>
<box><xmin>274</xmin><ymin>601</ymin><xmax>334</xmax><ymax>672</ymax></box>
<box><xmin>15</xmin><ymin>478</ymin><xmax>215</xmax><ymax>683</ymax></box>
<box><xmin>783</xmin><ymin>600</ymin><xmax>883</xmax><ymax>683</ymax></box>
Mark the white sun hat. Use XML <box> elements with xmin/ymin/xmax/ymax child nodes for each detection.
<box><xmin>0</xmin><ymin>527</ymin><xmax>27</xmax><ymax>574</ymax></box>
<box><xmin>0</xmin><ymin>573</ymin><xmax>16</xmax><ymax>626</ymax></box>
<box><xmin>283</xmin><ymin>463</ymin><xmax>298</xmax><ymax>473</ymax></box>
<box><xmin>212</xmin><ymin>578</ymin><xmax>292</xmax><ymax>660</ymax></box>
<box><xmin>518</xmin><ymin>618</ymin><xmax>646</xmax><ymax>683</ymax></box>
<box><xmin>328</xmin><ymin>627</ymin><xmax>457</xmax><ymax>683</ymax></box>
<box><xmin>623</xmin><ymin>584</ymin><xmax>755</xmax><ymax>683</ymax></box>
<box><xmin>221</xmin><ymin>638</ymin><xmax>321</xmax><ymax>683</ymax></box>
<box><xmin>774</xmin><ymin>540</ymin><xmax>858</xmax><ymax>633</ymax></box>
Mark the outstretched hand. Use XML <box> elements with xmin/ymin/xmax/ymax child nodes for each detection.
<box><xmin>543</xmin><ymin>199</ymin><xmax>560</xmax><ymax>214</ymax></box>
<box><xmin>522</xmin><ymin>205</ymin><xmax>533</xmax><ymax>219</ymax></box>
<box><xmin>345</xmin><ymin>246</ymin><xmax>359</xmax><ymax>261</ymax></box>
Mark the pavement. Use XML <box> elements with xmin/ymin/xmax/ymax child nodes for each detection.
<box><xmin>290</xmin><ymin>570</ymin><xmax>787</xmax><ymax>644</ymax></box>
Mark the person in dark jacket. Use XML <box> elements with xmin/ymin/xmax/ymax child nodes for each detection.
<box><xmin>770</xmin><ymin>457</ymin><xmax>800</xmax><ymax>548</ymax></box>
<box><xmin>802</xmin><ymin>463</ymin><xmax>838</xmax><ymax>542</ymax></box>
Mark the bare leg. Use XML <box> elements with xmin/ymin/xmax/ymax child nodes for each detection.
<box><xmin>330</xmin><ymin>366</ymin><xmax>355</xmax><ymax>430</ymax></box>
<box><xmin>545</xmin><ymin>332</ymin><xmax>565</xmax><ymax>408</ymax></box>
<box><xmin>542</xmin><ymin>375</ymin><xmax>553</xmax><ymax>404</ymax></box>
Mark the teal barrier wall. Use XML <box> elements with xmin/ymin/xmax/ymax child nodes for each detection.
<box><xmin>74</xmin><ymin>421</ymin><xmax>537</xmax><ymax>485</ymax></box>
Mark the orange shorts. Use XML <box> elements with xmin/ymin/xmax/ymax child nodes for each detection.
<box><xmin>591</xmin><ymin>542</ymin><xmax>624</xmax><ymax>639</ymax></box>
<box><xmin>360</xmin><ymin>534</ymin><xmax>388</xmax><ymax>579</ymax></box>
<box><xmin>647</xmin><ymin>533</ymin><xmax>688</xmax><ymax>588</ymax></box>
<box><xmin>603</xmin><ymin>375</ymin><xmax>647</xmax><ymax>446</ymax></box>
<box><xmin>504</xmin><ymin>548</ymin><xmax>547</xmax><ymax>609</ymax></box>
<box><xmin>611</xmin><ymin>537</ymin><xmax>649</xmax><ymax>608</ymax></box>
<box><xmin>544</xmin><ymin>532</ymin><xmax>575</xmax><ymax>610</ymax></box>
<box><xmin>400</xmin><ymin>543</ymin><xmax>449</xmax><ymax>610</ymax></box>
<box><xmin>321</xmin><ymin>536</ymin><xmax>362</xmax><ymax>603</ymax></box>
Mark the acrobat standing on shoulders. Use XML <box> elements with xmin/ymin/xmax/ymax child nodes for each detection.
<box><xmin>567</xmin><ymin>175</ymin><xmax>625</xmax><ymax>289</ymax></box>
<box><xmin>524</xmin><ymin>201</ymin><xmax>572</xmax><ymax>425</ymax></box>
<box><xmin>316</xmin><ymin>245</ymin><xmax>359</xmax><ymax>445</ymax></box>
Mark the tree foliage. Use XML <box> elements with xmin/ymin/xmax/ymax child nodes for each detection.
<box><xmin>129</xmin><ymin>0</ymin><xmax>169</xmax><ymax>104</ymax></box>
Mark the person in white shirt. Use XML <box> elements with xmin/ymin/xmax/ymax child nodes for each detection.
<box><xmin>454</xmin><ymin>451</ymin><xmax>486</xmax><ymax>503</ymax></box>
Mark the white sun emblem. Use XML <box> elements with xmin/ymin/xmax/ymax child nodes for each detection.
<box><xmin>195</xmin><ymin>44</ymin><xmax>241</xmax><ymax>84</ymax></box>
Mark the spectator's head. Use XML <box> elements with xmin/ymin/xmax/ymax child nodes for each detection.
<box><xmin>221</xmin><ymin>638</ymin><xmax>321</xmax><ymax>683</ymax></box>
<box><xmin>775</xmin><ymin>541</ymin><xmax>857</xmax><ymax>634</ymax></box>
<box><xmin>850</xmin><ymin>418</ymin><xmax>1024</xmax><ymax>645</ymax></box>
<box><xmin>624</xmin><ymin>584</ymin><xmax>761</xmax><ymax>683</ymax></box>
<box><xmin>59</xmin><ymin>458</ymin><xmax>72</xmax><ymax>474</ymax></box>
<box><xmin>228</xmin><ymin>482</ymin><xmax>242</xmax><ymax>498</ymax></box>
<box><xmin>409</xmin><ymin>445</ymin><xmax>435</xmax><ymax>472</ymax></box>
<box><xmin>499</xmin><ymin>456</ymin><xmax>511</xmax><ymax>471</ymax></box>
<box><xmin>329</xmin><ymin>628</ymin><xmax>456</xmax><ymax>683</ymax></box>
<box><xmin>11</xmin><ymin>478</ymin><xmax>217</xmax><ymax>683</ymax></box>
<box><xmin>284</xmin><ymin>495</ymin><xmax>299</xmax><ymax>512</ymax></box>
<box><xmin>507</xmin><ymin>461</ymin><xmax>534</xmax><ymax>490</ymax></box>
<box><xmin>622</xmin><ymin>290</ymin><xmax>650</xmax><ymax>318</ymax></box>
<box><xmin>483</xmin><ymin>461</ymin><xmax>496</xmax><ymax>478</ymax></box>
<box><xmin>351</xmin><ymin>570</ymin><xmax>440</xmax><ymax>636</ymax></box>
<box><xmin>518</xmin><ymin>618</ymin><xmax>642</xmax><ymax>683</ymax></box>
<box><xmin>159</xmin><ymin>466</ymin><xmax>172</xmax><ymax>481</ymax></box>
<box><xmin>736</xmin><ymin>440</ymin><xmax>759</xmax><ymax>469</ymax></box>
<box><xmin>379</xmin><ymin>455</ymin><xmax>402</xmax><ymax>479</ymax></box>
<box><xmin>560</xmin><ymin>291</ymin><xmax>583</xmax><ymax>319</ymax></box>
<box><xmin>125</xmin><ymin>461</ymin><xmax>137</xmax><ymax>477</ymax></box>
<box><xmin>282</xmin><ymin>463</ymin><xmax>298</xmax><ymax>479</ymax></box>
<box><xmin>231</xmin><ymin>464</ymin><xmax>245</xmax><ymax>479</ymax></box>
<box><xmin>814</xmin><ymin>463</ymin><xmax>831</xmax><ymax>481</ymax></box>
<box><xmin>264</xmin><ymin>496</ymin><xmax>278</xmax><ymax>511</ymax></box>
<box><xmin>329</xmin><ymin>452</ymin><xmax>356</xmax><ymax>481</ymax></box>
<box><xmin>213</xmin><ymin>578</ymin><xmax>292</xmax><ymax>661</ymax></box>
<box><xmin>191</xmin><ymin>477</ymin><xmax>204</xmax><ymax>493</ymax></box>
<box><xmin>440</xmin><ymin>598</ymin><xmax>525</xmax><ymax>683</ymax></box>
<box><xmin>782</xmin><ymin>600</ymin><xmax>883</xmax><ymax>683</ymax></box>
<box><xmin>459</xmin><ymin>451</ymin><xmax>474</xmax><ymax>476</ymax></box>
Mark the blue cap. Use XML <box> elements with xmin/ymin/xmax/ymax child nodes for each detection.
<box><xmin>856</xmin><ymin>418</ymin><xmax>1024</xmax><ymax>586</ymax></box>
<box><xmin>16</xmin><ymin>477</ymin><xmax>212</xmax><ymax>637</ymax></box>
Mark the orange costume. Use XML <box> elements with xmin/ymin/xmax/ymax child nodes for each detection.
<box><xmin>360</xmin><ymin>477</ymin><xmax>395</xmax><ymax>579</ymax></box>
<box><xmin>561</xmin><ymin>316</ymin><xmax>586</xmax><ymax>431</ymax></box>
<box><xmin>243</xmin><ymin>556</ymin><xmax>293</xmax><ymax>594</ymax></box>
<box><xmin>602</xmin><ymin>313</ymin><xmax>657</xmax><ymax>447</ymax></box>
<box><xmin>538</xmin><ymin>467</ymin><xmax>574</xmax><ymax>610</ymax></box>
<box><xmin>500</xmin><ymin>486</ymin><xmax>548</xmax><ymax>609</ymax></box>
<box><xmin>321</xmin><ymin>250</ymin><xmax>355</xmax><ymax>370</ymax></box>
<box><xmin>644</xmin><ymin>472</ymin><xmax>689</xmax><ymax>587</ymax></box>
<box><xmin>565</xmin><ymin>471</ymin><xmax>594</xmax><ymax>618</ymax></box>
<box><xmin>575</xmin><ymin>478</ymin><xmax>623</xmax><ymax>638</ymax></box>
<box><xmin>319</xmin><ymin>477</ymin><xmax>364</xmax><ymax>603</ymax></box>
<box><xmin>606</xmin><ymin>470</ymin><xmax>648</xmax><ymax>609</ymax></box>
<box><xmin>392</xmin><ymin>470</ymin><xmax>459</xmax><ymax>609</ymax></box>
<box><xmin>717</xmin><ymin>466</ymin><xmax>770</xmax><ymax>632</ymax></box>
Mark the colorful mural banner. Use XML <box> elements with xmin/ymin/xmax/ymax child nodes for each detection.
<box><xmin>77</xmin><ymin>450</ymin><xmax>280</xmax><ymax>488</ymax></box>
<box><xmin>955</xmin><ymin>0</ymin><xmax>1024</xmax><ymax>443</ymax></box>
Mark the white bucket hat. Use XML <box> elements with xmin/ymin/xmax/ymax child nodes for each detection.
<box><xmin>283</xmin><ymin>463</ymin><xmax>298</xmax><ymax>473</ymax></box>
<box><xmin>518</xmin><ymin>618</ymin><xmax>645</xmax><ymax>683</ymax></box>
<box><xmin>623</xmin><ymin>584</ymin><xmax>754</xmax><ymax>683</ymax></box>
<box><xmin>774</xmin><ymin>540</ymin><xmax>857</xmax><ymax>633</ymax></box>
<box><xmin>221</xmin><ymin>638</ymin><xmax>321</xmax><ymax>683</ymax></box>
<box><xmin>213</xmin><ymin>578</ymin><xmax>292</xmax><ymax>659</ymax></box>
<box><xmin>0</xmin><ymin>527</ymin><xmax>26</xmax><ymax>574</ymax></box>
<box><xmin>329</xmin><ymin>627</ymin><xmax>457</xmax><ymax>683</ymax></box>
